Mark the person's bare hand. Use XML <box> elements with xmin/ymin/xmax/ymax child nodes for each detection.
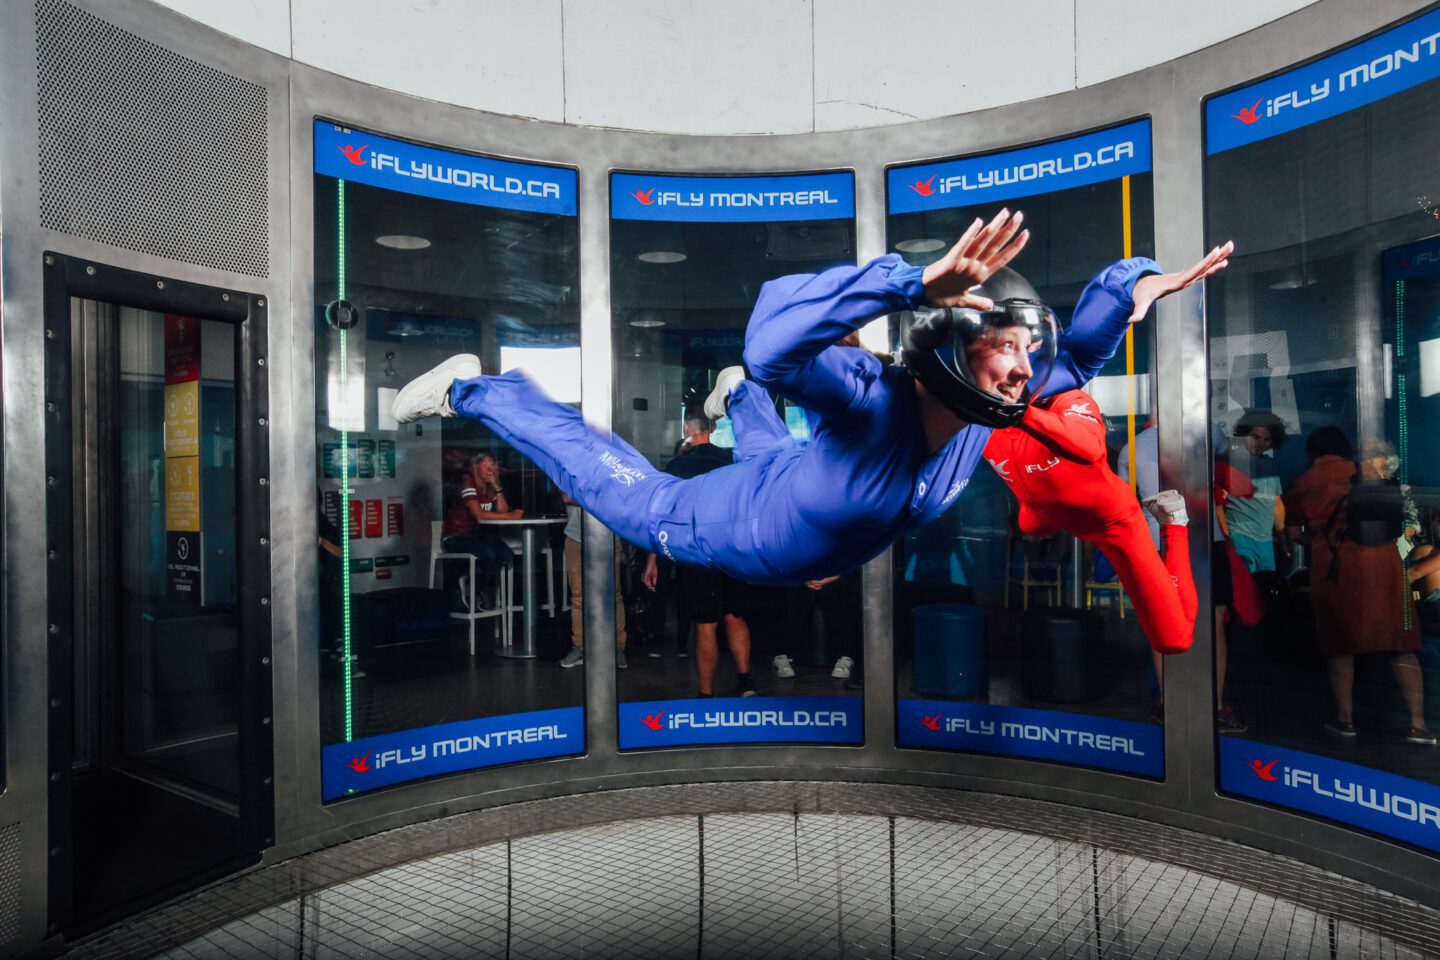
<box><xmin>643</xmin><ymin>555</ymin><xmax>658</xmax><ymax>592</ymax></box>
<box><xmin>1129</xmin><ymin>241</ymin><xmax>1233</xmax><ymax>323</ymax></box>
<box><xmin>805</xmin><ymin>576</ymin><xmax>839</xmax><ymax>590</ymax></box>
<box><xmin>921</xmin><ymin>209</ymin><xmax>1030</xmax><ymax>309</ymax></box>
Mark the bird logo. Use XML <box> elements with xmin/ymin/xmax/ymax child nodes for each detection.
<box><xmin>346</xmin><ymin>753</ymin><xmax>372</xmax><ymax>773</ymax></box>
<box><xmin>1248</xmin><ymin>759</ymin><xmax>1279</xmax><ymax>782</ymax></box>
<box><xmin>642</xmin><ymin>712</ymin><xmax>666</xmax><ymax>731</ymax></box>
<box><xmin>921</xmin><ymin>714</ymin><xmax>943</xmax><ymax>731</ymax></box>
<box><xmin>632</xmin><ymin>188</ymin><xmax>655</xmax><ymax>205</ymax></box>
<box><xmin>1232</xmin><ymin>98</ymin><xmax>1263</xmax><ymax>125</ymax></box>
<box><xmin>339</xmin><ymin>143</ymin><xmax>370</xmax><ymax>165</ymax></box>
<box><xmin>909</xmin><ymin>176</ymin><xmax>937</xmax><ymax>197</ymax></box>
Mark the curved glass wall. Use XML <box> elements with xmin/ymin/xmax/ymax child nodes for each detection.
<box><xmin>608</xmin><ymin>171</ymin><xmax>862</xmax><ymax>747</ymax></box>
<box><xmin>1205</xmin><ymin>10</ymin><xmax>1440</xmax><ymax>854</ymax></box>
<box><xmin>312</xmin><ymin>121</ymin><xmax>582</xmax><ymax>800</ymax></box>
<box><xmin>886</xmin><ymin>122</ymin><xmax>1164</xmax><ymax>776</ymax></box>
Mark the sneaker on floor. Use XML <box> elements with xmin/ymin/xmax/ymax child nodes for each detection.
<box><xmin>1406</xmin><ymin>726</ymin><xmax>1437</xmax><ymax>746</ymax></box>
<box><xmin>1142</xmin><ymin>489</ymin><xmax>1189</xmax><ymax>526</ymax></box>
<box><xmin>458</xmin><ymin>574</ymin><xmax>472</xmax><ymax>611</ymax></box>
<box><xmin>1216</xmin><ymin>708</ymin><xmax>1246</xmax><ymax>735</ymax></box>
<box><xmin>558</xmin><ymin>647</ymin><xmax>584</xmax><ymax>669</ymax></box>
<box><xmin>773</xmin><ymin>654</ymin><xmax>795</xmax><ymax>678</ymax></box>
<box><xmin>646</xmin><ymin>647</ymin><xmax>663</xmax><ymax>659</ymax></box>
<box><xmin>703</xmin><ymin>366</ymin><xmax>747</xmax><ymax>420</ymax></box>
<box><xmin>831</xmin><ymin>656</ymin><xmax>854</xmax><ymax>679</ymax></box>
<box><xmin>392</xmin><ymin>354</ymin><xmax>481</xmax><ymax>424</ymax></box>
<box><xmin>734</xmin><ymin>675</ymin><xmax>757</xmax><ymax>697</ymax></box>
<box><xmin>617</xmin><ymin>649</ymin><xmax>628</xmax><ymax>670</ymax></box>
<box><xmin>1324</xmin><ymin>718</ymin><xmax>1358</xmax><ymax>738</ymax></box>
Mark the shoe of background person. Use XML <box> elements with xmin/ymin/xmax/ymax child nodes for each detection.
<box><xmin>1324</xmin><ymin>718</ymin><xmax>1358</xmax><ymax>738</ymax></box>
<box><xmin>1143</xmin><ymin>490</ymin><xmax>1189</xmax><ymax>526</ymax></box>
<box><xmin>773</xmin><ymin>655</ymin><xmax>795</xmax><ymax>678</ymax></box>
<box><xmin>617</xmin><ymin>649</ymin><xmax>628</xmax><ymax>670</ymax></box>
<box><xmin>734</xmin><ymin>675</ymin><xmax>757</xmax><ymax>697</ymax></box>
<box><xmin>458</xmin><ymin>575</ymin><xmax>472</xmax><ymax>611</ymax></box>
<box><xmin>1406</xmin><ymin>726</ymin><xmax>1437</xmax><ymax>746</ymax></box>
<box><xmin>703</xmin><ymin>366</ymin><xmax>747</xmax><ymax>420</ymax></box>
<box><xmin>559</xmin><ymin>647</ymin><xmax>584</xmax><ymax>669</ymax></box>
<box><xmin>831</xmin><ymin>656</ymin><xmax>854</xmax><ymax>679</ymax></box>
<box><xmin>1216</xmin><ymin>708</ymin><xmax>1246</xmax><ymax>735</ymax></box>
<box><xmin>676</xmin><ymin>648</ymin><xmax>691</xmax><ymax>660</ymax></box>
<box><xmin>476</xmin><ymin>590</ymin><xmax>495</xmax><ymax>611</ymax></box>
<box><xmin>646</xmin><ymin>647</ymin><xmax>663</xmax><ymax>659</ymax></box>
<box><xmin>392</xmin><ymin>354</ymin><xmax>481</xmax><ymax>423</ymax></box>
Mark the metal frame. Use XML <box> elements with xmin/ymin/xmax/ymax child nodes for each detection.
<box><xmin>41</xmin><ymin>253</ymin><xmax>275</xmax><ymax>934</ymax></box>
<box><xmin>0</xmin><ymin>0</ymin><xmax>1436</xmax><ymax>950</ymax></box>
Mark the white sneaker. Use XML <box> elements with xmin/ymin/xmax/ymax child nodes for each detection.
<box><xmin>1143</xmin><ymin>490</ymin><xmax>1189</xmax><ymax>527</ymax></box>
<box><xmin>458</xmin><ymin>574</ymin><xmax>472</xmax><ymax>611</ymax></box>
<box><xmin>704</xmin><ymin>366</ymin><xmax>747</xmax><ymax>420</ymax></box>
<box><xmin>831</xmin><ymin>656</ymin><xmax>854</xmax><ymax>679</ymax></box>
<box><xmin>392</xmin><ymin>354</ymin><xmax>482</xmax><ymax>424</ymax></box>
<box><xmin>772</xmin><ymin>654</ymin><xmax>795</xmax><ymax>678</ymax></box>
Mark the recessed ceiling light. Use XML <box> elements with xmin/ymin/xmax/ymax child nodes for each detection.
<box><xmin>629</xmin><ymin>318</ymin><xmax>666</xmax><ymax>328</ymax></box>
<box><xmin>376</xmin><ymin>234</ymin><xmax>432</xmax><ymax>250</ymax></box>
<box><xmin>638</xmin><ymin>251</ymin><xmax>687</xmax><ymax>264</ymax></box>
<box><xmin>895</xmin><ymin>238</ymin><xmax>946</xmax><ymax>254</ymax></box>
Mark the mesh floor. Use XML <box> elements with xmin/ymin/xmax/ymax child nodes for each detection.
<box><xmin>67</xmin><ymin>783</ymin><xmax>1440</xmax><ymax>959</ymax></box>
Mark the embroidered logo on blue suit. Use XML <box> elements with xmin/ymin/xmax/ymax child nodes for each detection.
<box><xmin>898</xmin><ymin>699</ymin><xmax>1163</xmax><ymax>777</ymax></box>
<box><xmin>611</xmin><ymin>172</ymin><xmax>854</xmax><ymax>223</ymax></box>
<box><xmin>313</xmin><ymin>120</ymin><xmax>576</xmax><ymax>216</ymax></box>
<box><xmin>619</xmin><ymin>695</ymin><xmax>862</xmax><ymax>748</ymax></box>
<box><xmin>1219</xmin><ymin>738</ymin><xmax>1440</xmax><ymax>854</ymax></box>
<box><xmin>321</xmin><ymin>706</ymin><xmax>583</xmax><ymax>800</ymax></box>
<box><xmin>1206</xmin><ymin>8</ymin><xmax>1440</xmax><ymax>154</ymax></box>
<box><xmin>887</xmin><ymin>120</ymin><xmax>1151</xmax><ymax>214</ymax></box>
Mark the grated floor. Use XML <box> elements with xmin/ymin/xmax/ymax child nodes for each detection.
<box><xmin>66</xmin><ymin>784</ymin><xmax>1440</xmax><ymax>959</ymax></box>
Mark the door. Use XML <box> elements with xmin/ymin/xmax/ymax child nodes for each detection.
<box><xmin>44</xmin><ymin>256</ymin><xmax>273</xmax><ymax>935</ymax></box>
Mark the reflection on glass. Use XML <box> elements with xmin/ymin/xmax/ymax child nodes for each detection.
<box><xmin>313</xmin><ymin>121</ymin><xmax>582</xmax><ymax>800</ymax></box>
<box><xmin>888</xmin><ymin>122</ymin><xmax>1166</xmax><ymax>777</ymax></box>
<box><xmin>609</xmin><ymin>171</ymin><xmax>863</xmax><ymax>748</ymax></box>
<box><xmin>1206</xmin><ymin>10</ymin><xmax>1440</xmax><ymax>854</ymax></box>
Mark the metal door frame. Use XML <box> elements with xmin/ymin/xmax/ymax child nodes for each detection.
<box><xmin>42</xmin><ymin>252</ymin><xmax>274</xmax><ymax>934</ymax></box>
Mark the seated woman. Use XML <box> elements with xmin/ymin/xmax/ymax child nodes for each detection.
<box><xmin>441</xmin><ymin>452</ymin><xmax>519</xmax><ymax>610</ymax></box>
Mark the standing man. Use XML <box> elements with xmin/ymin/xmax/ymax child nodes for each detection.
<box><xmin>643</xmin><ymin>406</ymin><xmax>756</xmax><ymax>697</ymax></box>
<box><xmin>558</xmin><ymin>493</ymin><xmax>628</xmax><ymax>669</ymax></box>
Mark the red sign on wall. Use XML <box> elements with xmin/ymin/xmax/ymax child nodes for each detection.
<box><xmin>364</xmin><ymin>499</ymin><xmax>383</xmax><ymax>538</ymax></box>
<box><xmin>347</xmin><ymin>500</ymin><xmax>362</xmax><ymax>539</ymax></box>
<box><xmin>164</xmin><ymin>314</ymin><xmax>201</xmax><ymax>384</ymax></box>
<box><xmin>386</xmin><ymin>498</ymin><xmax>404</xmax><ymax>538</ymax></box>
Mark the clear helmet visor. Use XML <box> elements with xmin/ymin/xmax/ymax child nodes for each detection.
<box><xmin>950</xmin><ymin>302</ymin><xmax>1058</xmax><ymax>404</ymax></box>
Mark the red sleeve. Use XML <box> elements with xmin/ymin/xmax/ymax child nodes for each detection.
<box><xmin>1019</xmin><ymin>392</ymin><xmax>1107</xmax><ymax>464</ymax></box>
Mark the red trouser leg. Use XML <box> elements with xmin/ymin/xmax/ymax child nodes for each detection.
<box><xmin>1097</xmin><ymin>512</ymin><xmax>1196</xmax><ymax>654</ymax></box>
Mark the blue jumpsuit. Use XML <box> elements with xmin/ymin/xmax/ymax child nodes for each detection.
<box><xmin>450</xmin><ymin>254</ymin><xmax>1160</xmax><ymax>585</ymax></box>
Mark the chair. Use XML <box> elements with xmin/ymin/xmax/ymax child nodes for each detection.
<box><xmin>1004</xmin><ymin>528</ymin><xmax>1065</xmax><ymax>610</ymax></box>
<box><xmin>1083</xmin><ymin>548</ymin><xmax>1128</xmax><ymax>618</ymax></box>
<box><xmin>429</xmin><ymin>521</ymin><xmax>510</xmax><ymax>655</ymax></box>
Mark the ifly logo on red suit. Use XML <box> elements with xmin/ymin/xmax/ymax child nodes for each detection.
<box><xmin>639</xmin><ymin>707</ymin><xmax>851</xmax><ymax>732</ymax></box>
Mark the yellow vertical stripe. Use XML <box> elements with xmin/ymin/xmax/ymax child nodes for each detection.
<box><xmin>1122</xmin><ymin>175</ymin><xmax>1137</xmax><ymax>493</ymax></box>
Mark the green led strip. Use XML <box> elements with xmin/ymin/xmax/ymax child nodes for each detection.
<box><xmin>338</xmin><ymin>178</ymin><xmax>355</xmax><ymax>745</ymax></box>
<box><xmin>1396</xmin><ymin>279</ymin><xmax>1411</xmax><ymax>631</ymax></box>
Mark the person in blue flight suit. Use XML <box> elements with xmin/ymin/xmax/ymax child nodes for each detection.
<box><xmin>392</xmin><ymin>210</ymin><xmax>1231</xmax><ymax>586</ymax></box>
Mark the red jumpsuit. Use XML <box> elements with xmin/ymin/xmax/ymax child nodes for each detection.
<box><xmin>982</xmin><ymin>390</ymin><xmax>1196</xmax><ymax>655</ymax></box>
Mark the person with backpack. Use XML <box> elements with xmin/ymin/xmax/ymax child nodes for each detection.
<box><xmin>1283</xmin><ymin>427</ymin><xmax>1436</xmax><ymax>745</ymax></box>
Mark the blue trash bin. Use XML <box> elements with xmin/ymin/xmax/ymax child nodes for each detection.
<box><xmin>912</xmin><ymin>603</ymin><xmax>988</xmax><ymax>698</ymax></box>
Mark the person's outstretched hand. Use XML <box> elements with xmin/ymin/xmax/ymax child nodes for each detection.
<box><xmin>921</xmin><ymin>208</ymin><xmax>1030</xmax><ymax>310</ymax></box>
<box><xmin>1129</xmin><ymin>241</ymin><xmax>1234</xmax><ymax>323</ymax></box>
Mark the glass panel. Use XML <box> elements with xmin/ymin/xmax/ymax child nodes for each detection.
<box><xmin>1205</xmin><ymin>9</ymin><xmax>1440</xmax><ymax>855</ymax></box>
<box><xmin>887</xmin><ymin>121</ymin><xmax>1166</xmax><ymax>777</ymax></box>
<box><xmin>118</xmin><ymin>311</ymin><xmax>240</xmax><ymax>794</ymax></box>
<box><xmin>609</xmin><ymin>171</ymin><xmax>863</xmax><ymax>748</ymax></box>
<box><xmin>313</xmin><ymin>121</ymin><xmax>582</xmax><ymax>800</ymax></box>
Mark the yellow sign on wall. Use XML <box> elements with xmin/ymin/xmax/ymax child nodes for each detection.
<box><xmin>164</xmin><ymin>380</ymin><xmax>200</xmax><ymax>458</ymax></box>
<box><xmin>165</xmin><ymin>456</ymin><xmax>201</xmax><ymax>532</ymax></box>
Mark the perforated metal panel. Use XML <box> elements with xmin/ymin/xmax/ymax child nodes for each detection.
<box><xmin>0</xmin><ymin>822</ymin><xmax>22</xmax><ymax>948</ymax></box>
<box><xmin>34</xmin><ymin>0</ymin><xmax>270</xmax><ymax>276</ymax></box>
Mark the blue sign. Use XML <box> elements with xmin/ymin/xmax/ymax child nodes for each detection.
<box><xmin>887</xmin><ymin>120</ymin><xmax>1151</xmax><ymax>215</ymax></box>
<box><xmin>612</xmin><ymin>172</ymin><xmax>854</xmax><ymax>223</ymax></box>
<box><xmin>1207</xmin><ymin>8</ymin><xmax>1440</xmax><ymax>154</ymax></box>
<box><xmin>1219</xmin><ymin>738</ymin><xmax>1440</xmax><ymax>854</ymax></box>
<box><xmin>1382</xmin><ymin>233</ymin><xmax>1440</xmax><ymax>282</ymax></box>
<box><xmin>898</xmin><ymin>699</ymin><xmax>1164</xmax><ymax>777</ymax></box>
<box><xmin>313</xmin><ymin>119</ymin><xmax>577</xmax><ymax>216</ymax></box>
<box><xmin>619</xmin><ymin>696</ymin><xmax>862</xmax><ymax>749</ymax></box>
<box><xmin>321</xmin><ymin>706</ymin><xmax>583</xmax><ymax>800</ymax></box>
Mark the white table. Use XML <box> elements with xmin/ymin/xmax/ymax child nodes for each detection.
<box><xmin>478</xmin><ymin>517</ymin><xmax>566</xmax><ymax>658</ymax></box>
